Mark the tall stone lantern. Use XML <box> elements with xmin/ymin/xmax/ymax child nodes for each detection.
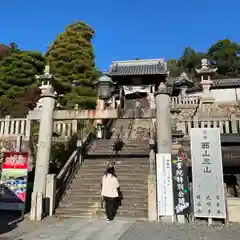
<box><xmin>196</xmin><ymin>59</ymin><xmax>217</xmax><ymax>102</ymax></box>
<box><xmin>94</xmin><ymin>72</ymin><xmax>115</xmax><ymax>139</ymax></box>
<box><xmin>95</xmin><ymin>72</ymin><xmax>115</xmax><ymax>100</ymax></box>
<box><xmin>196</xmin><ymin>59</ymin><xmax>217</xmax><ymax>114</ymax></box>
<box><xmin>30</xmin><ymin>65</ymin><xmax>57</xmax><ymax>221</ymax></box>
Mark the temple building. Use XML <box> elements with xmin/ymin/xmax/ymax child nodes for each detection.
<box><xmin>108</xmin><ymin>58</ymin><xmax>240</xmax><ymax>102</ymax></box>
<box><xmin>107</xmin><ymin>58</ymin><xmax>240</xmax><ymax>185</ymax></box>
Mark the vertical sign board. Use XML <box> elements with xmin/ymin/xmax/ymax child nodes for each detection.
<box><xmin>156</xmin><ymin>153</ymin><xmax>174</xmax><ymax>216</ymax></box>
<box><xmin>190</xmin><ymin>128</ymin><xmax>226</xmax><ymax>218</ymax></box>
<box><xmin>172</xmin><ymin>154</ymin><xmax>191</xmax><ymax>215</ymax></box>
<box><xmin>0</xmin><ymin>152</ymin><xmax>28</xmax><ymax>211</ymax></box>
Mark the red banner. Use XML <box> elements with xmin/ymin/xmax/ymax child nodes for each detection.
<box><xmin>2</xmin><ymin>152</ymin><xmax>28</xmax><ymax>169</ymax></box>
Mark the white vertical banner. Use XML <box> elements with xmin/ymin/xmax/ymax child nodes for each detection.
<box><xmin>190</xmin><ymin>128</ymin><xmax>226</xmax><ymax>219</ymax></box>
<box><xmin>156</xmin><ymin>153</ymin><xmax>174</xmax><ymax>217</ymax></box>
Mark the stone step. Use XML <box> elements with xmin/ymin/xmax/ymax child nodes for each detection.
<box><xmin>90</xmin><ymin>142</ymin><xmax>149</xmax><ymax>147</ymax></box>
<box><xmin>55</xmin><ymin>207</ymin><xmax>148</xmax><ymax>219</ymax></box>
<box><xmin>55</xmin><ymin>213</ymin><xmax>148</xmax><ymax>221</ymax></box>
<box><xmin>59</xmin><ymin>200</ymin><xmax>148</xmax><ymax>209</ymax></box>
<box><xmin>81</xmin><ymin>167</ymin><xmax>149</xmax><ymax>173</ymax></box>
<box><xmin>88</xmin><ymin>148</ymin><xmax>149</xmax><ymax>152</ymax></box>
<box><xmin>87</xmin><ymin>153</ymin><xmax>149</xmax><ymax>156</ymax></box>
<box><xmin>70</xmin><ymin>182</ymin><xmax>148</xmax><ymax>190</ymax></box>
<box><xmin>83</xmin><ymin>159</ymin><xmax>149</xmax><ymax>165</ymax></box>
<box><xmin>79</xmin><ymin>169</ymin><xmax>149</xmax><ymax>175</ymax></box>
<box><xmin>82</xmin><ymin>164</ymin><xmax>149</xmax><ymax>169</ymax></box>
<box><xmin>73</xmin><ymin>176</ymin><xmax>148</xmax><ymax>182</ymax></box>
<box><xmin>81</xmin><ymin>164</ymin><xmax>149</xmax><ymax>168</ymax></box>
<box><xmin>62</xmin><ymin>194</ymin><xmax>147</xmax><ymax>202</ymax></box>
<box><xmin>87</xmin><ymin>150</ymin><xmax>149</xmax><ymax>154</ymax></box>
<box><xmin>76</xmin><ymin>171</ymin><xmax>148</xmax><ymax>178</ymax></box>
<box><xmin>89</xmin><ymin>142</ymin><xmax>148</xmax><ymax>147</ymax></box>
<box><xmin>66</xmin><ymin>188</ymin><xmax>148</xmax><ymax>196</ymax></box>
<box><xmin>88</xmin><ymin>144</ymin><xmax>149</xmax><ymax>152</ymax></box>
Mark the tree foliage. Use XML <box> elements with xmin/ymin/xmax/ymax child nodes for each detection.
<box><xmin>0</xmin><ymin>86</ymin><xmax>41</xmax><ymax>117</ymax></box>
<box><xmin>167</xmin><ymin>39</ymin><xmax>240</xmax><ymax>79</ymax></box>
<box><xmin>47</xmin><ymin>21</ymin><xmax>100</xmax><ymax>109</ymax></box>
<box><xmin>0</xmin><ymin>43</ymin><xmax>19</xmax><ymax>61</ymax></box>
<box><xmin>0</xmin><ymin>45</ymin><xmax>45</xmax><ymax>117</ymax></box>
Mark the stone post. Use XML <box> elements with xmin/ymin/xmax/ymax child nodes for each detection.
<box><xmin>4</xmin><ymin>115</ymin><xmax>11</xmax><ymax>136</ymax></box>
<box><xmin>148</xmin><ymin>139</ymin><xmax>157</xmax><ymax>221</ymax></box>
<box><xmin>154</xmin><ymin>82</ymin><xmax>173</xmax><ymax>222</ymax></box>
<box><xmin>30</xmin><ymin>65</ymin><xmax>56</xmax><ymax>221</ymax></box>
<box><xmin>154</xmin><ymin>82</ymin><xmax>172</xmax><ymax>154</ymax></box>
<box><xmin>72</xmin><ymin>104</ymin><xmax>78</xmax><ymax>134</ymax></box>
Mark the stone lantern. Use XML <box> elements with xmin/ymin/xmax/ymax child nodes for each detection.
<box><xmin>196</xmin><ymin>59</ymin><xmax>217</xmax><ymax>115</ymax></box>
<box><xmin>95</xmin><ymin>72</ymin><xmax>115</xmax><ymax>100</ymax></box>
<box><xmin>196</xmin><ymin>58</ymin><xmax>217</xmax><ymax>102</ymax></box>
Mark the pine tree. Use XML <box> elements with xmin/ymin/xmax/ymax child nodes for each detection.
<box><xmin>47</xmin><ymin>21</ymin><xmax>100</xmax><ymax>109</ymax></box>
<box><xmin>0</xmin><ymin>47</ymin><xmax>45</xmax><ymax>99</ymax></box>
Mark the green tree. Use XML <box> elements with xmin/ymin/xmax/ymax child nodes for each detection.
<box><xmin>0</xmin><ymin>46</ymin><xmax>45</xmax><ymax>117</ymax></box>
<box><xmin>47</xmin><ymin>21</ymin><xmax>99</xmax><ymax>109</ymax></box>
<box><xmin>0</xmin><ymin>49</ymin><xmax>45</xmax><ymax>99</ymax></box>
<box><xmin>208</xmin><ymin>39</ymin><xmax>240</xmax><ymax>77</ymax></box>
<box><xmin>177</xmin><ymin>47</ymin><xmax>207</xmax><ymax>78</ymax></box>
<box><xmin>0</xmin><ymin>42</ymin><xmax>17</xmax><ymax>61</ymax></box>
<box><xmin>0</xmin><ymin>86</ymin><xmax>41</xmax><ymax>117</ymax></box>
<box><xmin>167</xmin><ymin>59</ymin><xmax>183</xmax><ymax>77</ymax></box>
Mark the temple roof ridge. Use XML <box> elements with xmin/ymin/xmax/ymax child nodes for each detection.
<box><xmin>111</xmin><ymin>58</ymin><xmax>165</xmax><ymax>67</ymax></box>
<box><xmin>109</xmin><ymin>58</ymin><xmax>167</xmax><ymax>76</ymax></box>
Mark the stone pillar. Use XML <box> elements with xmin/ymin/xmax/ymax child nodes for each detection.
<box><xmin>33</xmin><ymin>85</ymin><xmax>56</xmax><ymax>195</ymax></box>
<box><xmin>154</xmin><ymin>82</ymin><xmax>172</xmax><ymax>154</ymax></box>
<box><xmin>112</xmin><ymin>96</ymin><xmax>116</xmax><ymax>109</ymax></box>
<box><xmin>4</xmin><ymin>115</ymin><xmax>11</xmax><ymax>136</ymax></box>
<box><xmin>31</xmin><ymin>65</ymin><xmax>56</xmax><ymax>220</ymax></box>
<box><xmin>154</xmin><ymin>82</ymin><xmax>173</xmax><ymax>222</ymax></box>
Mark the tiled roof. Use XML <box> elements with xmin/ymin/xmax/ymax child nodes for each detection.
<box><xmin>187</xmin><ymin>78</ymin><xmax>240</xmax><ymax>92</ymax></box>
<box><xmin>109</xmin><ymin>59</ymin><xmax>167</xmax><ymax>76</ymax></box>
<box><xmin>212</xmin><ymin>78</ymin><xmax>240</xmax><ymax>87</ymax></box>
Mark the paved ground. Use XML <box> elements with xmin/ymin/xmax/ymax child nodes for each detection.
<box><xmin>120</xmin><ymin>222</ymin><xmax>240</xmax><ymax>240</ymax></box>
<box><xmin>1</xmin><ymin>217</ymin><xmax>240</xmax><ymax>240</ymax></box>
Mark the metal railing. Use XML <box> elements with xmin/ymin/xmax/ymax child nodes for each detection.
<box><xmin>54</xmin><ymin>131</ymin><xmax>95</xmax><ymax>208</ymax></box>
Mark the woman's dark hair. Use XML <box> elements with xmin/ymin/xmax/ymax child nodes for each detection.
<box><xmin>105</xmin><ymin>167</ymin><xmax>117</xmax><ymax>177</ymax></box>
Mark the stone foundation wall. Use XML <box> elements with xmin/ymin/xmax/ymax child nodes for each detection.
<box><xmin>227</xmin><ymin>198</ymin><xmax>240</xmax><ymax>223</ymax></box>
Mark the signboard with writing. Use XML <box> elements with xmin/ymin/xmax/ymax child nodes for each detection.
<box><xmin>156</xmin><ymin>153</ymin><xmax>174</xmax><ymax>217</ymax></box>
<box><xmin>172</xmin><ymin>154</ymin><xmax>190</xmax><ymax>215</ymax></box>
<box><xmin>190</xmin><ymin>128</ymin><xmax>226</xmax><ymax>218</ymax></box>
<box><xmin>0</xmin><ymin>152</ymin><xmax>28</xmax><ymax>211</ymax></box>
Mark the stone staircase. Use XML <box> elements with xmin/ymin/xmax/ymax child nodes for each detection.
<box><xmin>87</xmin><ymin>139</ymin><xmax>149</xmax><ymax>155</ymax></box>
<box><xmin>111</xmin><ymin>119</ymin><xmax>131</xmax><ymax>140</ymax></box>
<box><xmin>55</xmin><ymin>139</ymin><xmax>149</xmax><ymax>220</ymax></box>
<box><xmin>130</xmin><ymin>119</ymin><xmax>151</xmax><ymax>140</ymax></box>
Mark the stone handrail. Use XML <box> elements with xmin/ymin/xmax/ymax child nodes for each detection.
<box><xmin>0</xmin><ymin>115</ymin><xmax>79</xmax><ymax>141</ymax></box>
<box><xmin>176</xmin><ymin>117</ymin><xmax>240</xmax><ymax>136</ymax></box>
<box><xmin>0</xmin><ymin>116</ymin><xmax>31</xmax><ymax>139</ymax></box>
<box><xmin>54</xmin><ymin>131</ymin><xmax>95</xmax><ymax>208</ymax></box>
<box><xmin>55</xmin><ymin>149</ymin><xmax>80</xmax><ymax>207</ymax></box>
<box><xmin>171</xmin><ymin>96</ymin><xmax>199</xmax><ymax>105</ymax></box>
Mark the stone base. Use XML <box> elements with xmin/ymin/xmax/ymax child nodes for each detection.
<box><xmin>227</xmin><ymin>198</ymin><xmax>240</xmax><ymax>223</ymax></box>
<box><xmin>159</xmin><ymin>216</ymin><xmax>174</xmax><ymax>223</ymax></box>
<box><xmin>176</xmin><ymin>215</ymin><xmax>185</xmax><ymax>224</ymax></box>
<box><xmin>148</xmin><ymin>174</ymin><xmax>157</xmax><ymax>221</ymax></box>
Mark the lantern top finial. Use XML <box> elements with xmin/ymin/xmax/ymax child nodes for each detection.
<box><xmin>196</xmin><ymin>58</ymin><xmax>217</xmax><ymax>75</ymax></box>
<box><xmin>98</xmin><ymin>72</ymin><xmax>113</xmax><ymax>83</ymax></box>
<box><xmin>35</xmin><ymin>64</ymin><xmax>52</xmax><ymax>80</ymax></box>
